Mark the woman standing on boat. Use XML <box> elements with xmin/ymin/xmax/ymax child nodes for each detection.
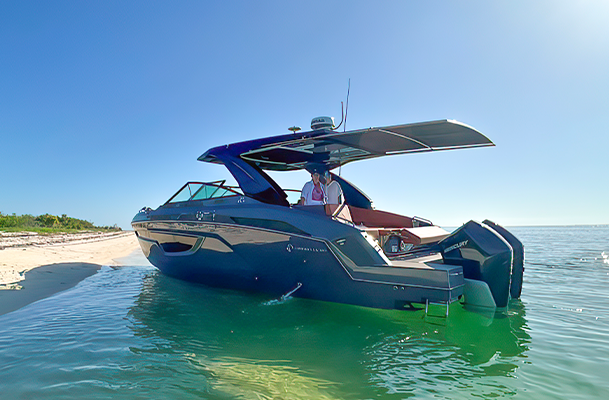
<box><xmin>300</xmin><ymin>172</ymin><xmax>326</xmax><ymax>205</ymax></box>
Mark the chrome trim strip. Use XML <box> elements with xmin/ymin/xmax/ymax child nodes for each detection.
<box><xmin>133</xmin><ymin>219</ymin><xmax>322</xmax><ymax>243</ymax></box>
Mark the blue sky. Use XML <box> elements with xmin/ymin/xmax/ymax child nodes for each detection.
<box><xmin>1</xmin><ymin>1</ymin><xmax>608</xmax><ymax>229</ymax></box>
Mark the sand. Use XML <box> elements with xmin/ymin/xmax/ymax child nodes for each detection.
<box><xmin>0</xmin><ymin>231</ymin><xmax>139</xmax><ymax>286</ymax></box>
<box><xmin>0</xmin><ymin>232</ymin><xmax>142</xmax><ymax>316</ymax></box>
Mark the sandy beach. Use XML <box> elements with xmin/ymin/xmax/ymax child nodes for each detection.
<box><xmin>0</xmin><ymin>231</ymin><xmax>139</xmax><ymax>285</ymax></box>
<box><xmin>0</xmin><ymin>231</ymin><xmax>141</xmax><ymax>315</ymax></box>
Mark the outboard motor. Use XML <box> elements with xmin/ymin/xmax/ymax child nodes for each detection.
<box><xmin>439</xmin><ymin>221</ymin><xmax>513</xmax><ymax>308</ymax></box>
<box><xmin>483</xmin><ymin>220</ymin><xmax>525</xmax><ymax>299</ymax></box>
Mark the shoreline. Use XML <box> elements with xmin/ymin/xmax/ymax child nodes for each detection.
<box><xmin>0</xmin><ymin>232</ymin><xmax>142</xmax><ymax>317</ymax></box>
<box><xmin>0</xmin><ymin>263</ymin><xmax>104</xmax><ymax>316</ymax></box>
<box><xmin>0</xmin><ymin>230</ymin><xmax>129</xmax><ymax>250</ymax></box>
<box><xmin>0</xmin><ymin>231</ymin><xmax>139</xmax><ymax>286</ymax></box>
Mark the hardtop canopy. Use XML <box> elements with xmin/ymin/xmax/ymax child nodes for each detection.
<box><xmin>199</xmin><ymin>119</ymin><xmax>493</xmax><ymax>172</ymax></box>
<box><xmin>196</xmin><ymin>120</ymin><xmax>493</xmax><ymax>206</ymax></box>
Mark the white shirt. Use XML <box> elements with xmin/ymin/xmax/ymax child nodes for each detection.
<box><xmin>301</xmin><ymin>180</ymin><xmax>326</xmax><ymax>205</ymax></box>
<box><xmin>326</xmin><ymin>180</ymin><xmax>343</xmax><ymax>205</ymax></box>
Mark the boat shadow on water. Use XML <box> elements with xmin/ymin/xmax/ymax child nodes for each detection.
<box><xmin>127</xmin><ymin>271</ymin><xmax>531</xmax><ymax>399</ymax></box>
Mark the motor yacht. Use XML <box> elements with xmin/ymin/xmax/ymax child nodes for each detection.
<box><xmin>132</xmin><ymin>118</ymin><xmax>524</xmax><ymax>313</ymax></box>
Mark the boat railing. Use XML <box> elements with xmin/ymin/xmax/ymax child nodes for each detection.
<box><xmin>164</xmin><ymin>181</ymin><xmax>244</xmax><ymax>204</ymax></box>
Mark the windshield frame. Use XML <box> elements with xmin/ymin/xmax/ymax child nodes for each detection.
<box><xmin>164</xmin><ymin>180</ymin><xmax>243</xmax><ymax>205</ymax></box>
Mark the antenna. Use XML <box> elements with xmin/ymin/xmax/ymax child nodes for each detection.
<box><xmin>344</xmin><ymin>78</ymin><xmax>350</xmax><ymax>132</ymax></box>
<box><xmin>334</xmin><ymin>79</ymin><xmax>351</xmax><ymax>132</ymax></box>
<box><xmin>334</xmin><ymin>102</ymin><xmax>345</xmax><ymax>131</ymax></box>
<box><xmin>339</xmin><ymin>78</ymin><xmax>351</xmax><ymax>176</ymax></box>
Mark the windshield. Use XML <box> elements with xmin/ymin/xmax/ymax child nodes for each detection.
<box><xmin>165</xmin><ymin>181</ymin><xmax>243</xmax><ymax>204</ymax></box>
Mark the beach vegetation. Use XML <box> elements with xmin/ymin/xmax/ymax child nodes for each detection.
<box><xmin>0</xmin><ymin>212</ymin><xmax>121</xmax><ymax>233</ymax></box>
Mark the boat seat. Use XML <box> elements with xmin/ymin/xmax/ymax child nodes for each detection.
<box><xmin>389</xmin><ymin>226</ymin><xmax>450</xmax><ymax>245</ymax></box>
<box><xmin>362</xmin><ymin>226</ymin><xmax>449</xmax><ymax>245</ymax></box>
<box><xmin>325</xmin><ymin>205</ymin><xmax>448</xmax><ymax>244</ymax></box>
<box><xmin>348</xmin><ymin>206</ymin><xmax>415</xmax><ymax>228</ymax></box>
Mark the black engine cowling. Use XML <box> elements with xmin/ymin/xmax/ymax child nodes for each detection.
<box><xmin>483</xmin><ymin>219</ymin><xmax>525</xmax><ymax>299</ymax></box>
<box><xmin>439</xmin><ymin>221</ymin><xmax>514</xmax><ymax>308</ymax></box>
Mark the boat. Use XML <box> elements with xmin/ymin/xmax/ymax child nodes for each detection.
<box><xmin>132</xmin><ymin>117</ymin><xmax>524</xmax><ymax>314</ymax></box>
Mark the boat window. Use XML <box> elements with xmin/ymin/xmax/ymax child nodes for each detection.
<box><xmin>165</xmin><ymin>181</ymin><xmax>243</xmax><ymax>204</ymax></box>
<box><xmin>210</xmin><ymin>187</ymin><xmax>237</xmax><ymax>198</ymax></box>
<box><xmin>168</xmin><ymin>183</ymin><xmax>203</xmax><ymax>203</ymax></box>
<box><xmin>284</xmin><ymin>189</ymin><xmax>302</xmax><ymax>205</ymax></box>
<box><xmin>191</xmin><ymin>184</ymin><xmax>220</xmax><ymax>200</ymax></box>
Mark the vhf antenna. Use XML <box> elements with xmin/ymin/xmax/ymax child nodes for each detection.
<box><xmin>344</xmin><ymin>78</ymin><xmax>350</xmax><ymax>133</ymax></box>
<box><xmin>334</xmin><ymin>79</ymin><xmax>351</xmax><ymax>132</ymax></box>
<box><xmin>336</xmin><ymin>79</ymin><xmax>351</xmax><ymax>176</ymax></box>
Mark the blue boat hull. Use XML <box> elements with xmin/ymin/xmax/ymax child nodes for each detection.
<box><xmin>134</xmin><ymin>218</ymin><xmax>464</xmax><ymax>311</ymax></box>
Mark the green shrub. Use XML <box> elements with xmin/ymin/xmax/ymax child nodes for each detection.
<box><xmin>0</xmin><ymin>212</ymin><xmax>120</xmax><ymax>232</ymax></box>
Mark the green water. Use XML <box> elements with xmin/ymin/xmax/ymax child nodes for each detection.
<box><xmin>1</xmin><ymin>226</ymin><xmax>608</xmax><ymax>399</ymax></box>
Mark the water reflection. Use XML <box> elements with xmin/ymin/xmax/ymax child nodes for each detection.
<box><xmin>367</xmin><ymin>302</ymin><xmax>530</xmax><ymax>397</ymax></box>
<box><xmin>128</xmin><ymin>271</ymin><xmax>530</xmax><ymax>399</ymax></box>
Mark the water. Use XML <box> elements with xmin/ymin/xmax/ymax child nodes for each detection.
<box><xmin>1</xmin><ymin>226</ymin><xmax>608</xmax><ymax>399</ymax></box>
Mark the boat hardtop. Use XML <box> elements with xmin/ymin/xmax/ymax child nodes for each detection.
<box><xmin>196</xmin><ymin>119</ymin><xmax>493</xmax><ymax>208</ymax></box>
<box><xmin>200</xmin><ymin>119</ymin><xmax>493</xmax><ymax>170</ymax></box>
